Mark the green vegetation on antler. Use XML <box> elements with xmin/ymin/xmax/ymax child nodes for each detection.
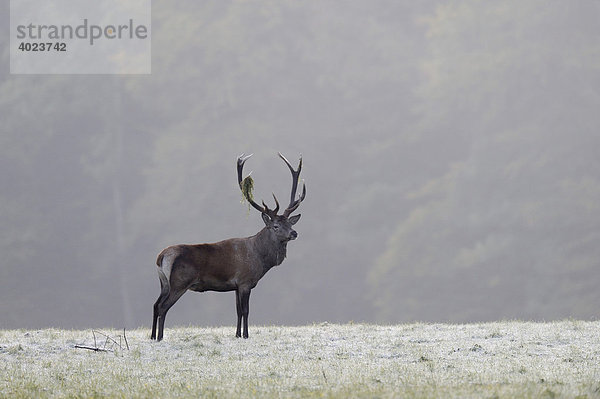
<box><xmin>241</xmin><ymin>175</ymin><xmax>254</xmax><ymax>208</ymax></box>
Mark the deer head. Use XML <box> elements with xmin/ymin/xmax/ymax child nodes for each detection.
<box><xmin>237</xmin><ymin>152</ymin><xmax>306</xmax><ymax>242</ymax></box>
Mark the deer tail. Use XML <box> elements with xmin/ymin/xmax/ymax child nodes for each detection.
<box><xmin>156</xmin><ymin>252</ymin><xmax>171</xmax><ymax>297</ymax></box>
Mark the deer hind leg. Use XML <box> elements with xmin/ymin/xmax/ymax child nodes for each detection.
<box><xmin>151</xmin><ymin>290</ymin><xmax>168</xmax><ymax>340</ymax></box>
<box><xmin>156</xmin><ymin>288</ymin><xmax>186</xmax><ymax>341</ymax></box>
<box><xmin>151</xmin><ymin>264</ymin><xmax>172</xmax><ymax>340</ymax></box>
<box><xmin>151</xmin><ymin>296</ymin><xmax>160</xmax><ymax>340</ymax></box>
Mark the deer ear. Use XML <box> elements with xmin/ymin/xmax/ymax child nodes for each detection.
<box><xmin>261</xmin><ymin>213</ymin><xmax>272</xmax><ymax>225</ymax></box>
<box><xmin>288</xmin><ymin>214</ymin><xmax>301</xmax><ymax>225</ymax></box>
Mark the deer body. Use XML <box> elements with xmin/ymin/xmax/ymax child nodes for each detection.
<box><xmin>157</xmin><ymin>229</ymin><xmax>289</xmax><ymax>294</ymax></box>
<box><xmin>151</xmin><ymin>153</ymin><xmax>305</xmax><ymax>341</ymax></box>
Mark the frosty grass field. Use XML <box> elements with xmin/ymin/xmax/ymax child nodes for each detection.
<box><xmin>1</xmin><ymin>321</ymin><xmax>599</xmax><ymax>398</ymax></box>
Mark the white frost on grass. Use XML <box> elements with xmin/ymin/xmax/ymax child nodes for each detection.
<box><xmin>1</xmin><ymin>321</ymin><xmax>599</xmax><ymax>398</ymax></box>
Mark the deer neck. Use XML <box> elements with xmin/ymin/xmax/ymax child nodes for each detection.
<box><xmin>254</xmin><ymin>228</ymin><xmax>288</xmax><ymax>270</ymax></box>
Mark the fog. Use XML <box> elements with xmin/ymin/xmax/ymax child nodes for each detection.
<box><xmin>1</xmin><ymin>1</ymin><xmax>599</xmax><ymax>329</ymax></box>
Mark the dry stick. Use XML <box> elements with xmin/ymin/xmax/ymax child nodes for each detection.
<box><xmin>75</xmin><ymin>330</ymin><xmax>108</xmax><ymax>352</ymax></box>
<box><xmin>93</xmin><ymin>330</ymin><xmax>122</xmax><ymax>350</ymax></box>
<box><xmin>123</xmin><ymin>328</ymin><xmax>129</xmax><ymax>350</ymax></box>
<box><xmin>75</xmin><ymin>330</ymin><xmax>129</xmax><ymax>353</ymax></box>
<box><xmin>74</xmin><ymin>344</ymin><xmax>109</xmax><ymax>352</ymax></box>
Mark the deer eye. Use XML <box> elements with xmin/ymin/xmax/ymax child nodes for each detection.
<box><xmin>273</xmin><ymin>225</ymin><xmax>279</xmax><ymax>230</ymax></box>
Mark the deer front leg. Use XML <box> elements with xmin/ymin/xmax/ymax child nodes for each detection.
<box><xmin>235</xmin><ymin>289</ymin><xmax>243</xmax><ymax>338</ymax></box>
<box><xmin>241</xmin><ymin>289</ymin><xmax>251</xmax><ymax>339</ymax></box>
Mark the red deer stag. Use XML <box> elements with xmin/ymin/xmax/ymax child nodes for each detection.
<box><xmin>151</xmin><ymin>153</ymin><xmax>306</xmax><ymax>341</ymax></box>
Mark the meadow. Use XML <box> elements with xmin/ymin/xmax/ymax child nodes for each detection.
<box><xmin>1</xmin><ymin>321</ymin><xmax>599</xmax><ymax>398</ymax></box>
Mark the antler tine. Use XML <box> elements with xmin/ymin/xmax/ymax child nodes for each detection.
<box><xmin>259</xmin><ymin>194</ymin><xmax>280</xmax><ymax>217</ymax></box>
<box><xmin>279</xmin><ymin>152</ymin><xmax>306</xmax><ymax>217</ymax></box>
<box><xmin>272</xmin><ymin>193</ymin><xmax>280</xmax><ymax>214</ymax></box>
<box><xmin>237</xmin><ymin>153</ymin><xmax>266</xmax><ymax>214</ymax></box>
<box><xmin>278</xmin><ymin>152</ymin><xmax>302</xmax><ymax>205</ymax></box>
<box><xmin>283</xmin><ymin>183</ymin><xmax>306</xmax><ymax>216</ymax></box>
<box><xmin>237</xmin><ymin>153</ymin><xmax>254</xmax><ymax>183</ymax></box>
<box><xmin>278</xmin><ymin>152</ymin><xmax>301</xmax><ymax>173</ymax></box>
<box><xmin>238</xmin><ymin>153</ymin><xmax>253</xmax><ymax>163</ymax></box>
<box><xmin>261</xmin><ymin>200</ymin><xmax>270</xmax><ymax>211</ymax></box>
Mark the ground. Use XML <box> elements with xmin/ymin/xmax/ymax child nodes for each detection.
<box><xmin>1</xmin><ymin>321</ymin><xmax>599</xmax><ymax>398</ymax></box>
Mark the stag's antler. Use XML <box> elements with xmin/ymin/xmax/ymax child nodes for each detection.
<box><xmin>237</xmin><ymin>153</ymin><xmax>279</xmax><ymax>216</ymax></box>
<box><xmin>237</xmin><ymin>153</ymin><xmax>305</xmax><ymax>217</ymax></box>
<box><xmin>278</xmin><ymin>152</ymin><xmax>306</xmax><ymax>217</ymax></box>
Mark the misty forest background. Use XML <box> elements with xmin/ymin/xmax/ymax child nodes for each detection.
<box><xmin>1</xmin><ymin>1</ymin><xmax>599</xmax><ymax>329</ymax></box>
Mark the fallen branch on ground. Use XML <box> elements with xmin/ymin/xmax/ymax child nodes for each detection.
<box><xmin>74</xmin><ymin>329</ymin><xmax>130</xmax><ymax>353</ymax></box>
